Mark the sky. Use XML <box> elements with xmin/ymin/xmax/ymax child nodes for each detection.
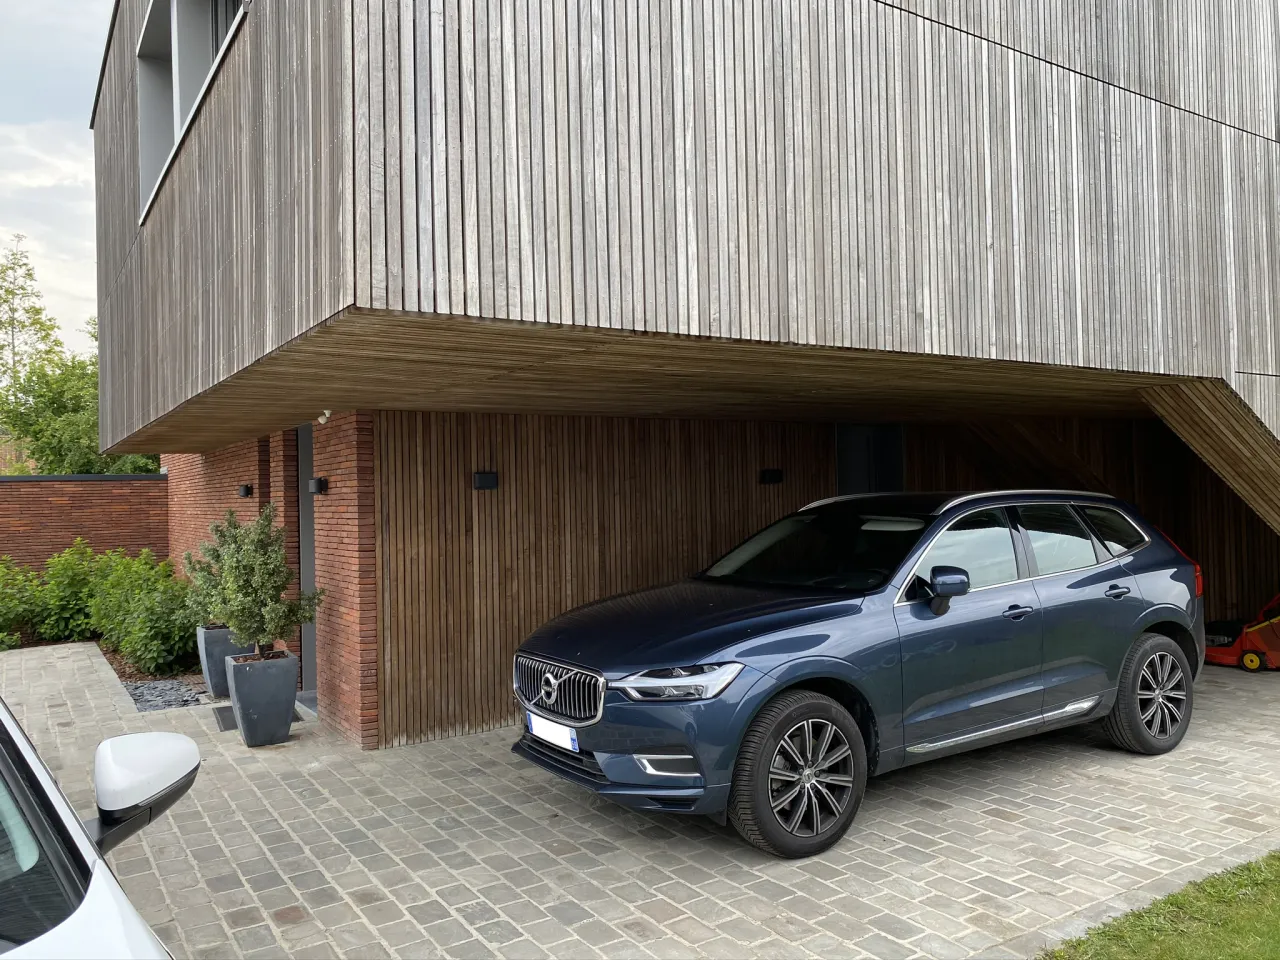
<box><xmin>0</xmin><ymin>0</ymin><xmax>117</xmax><ymax>354</ymax></box>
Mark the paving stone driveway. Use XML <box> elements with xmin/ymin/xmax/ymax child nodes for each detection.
<box><xmin>4</xmin><ymin>642</ymin><xmax>1280</xmax><ymax>960</ymax></box>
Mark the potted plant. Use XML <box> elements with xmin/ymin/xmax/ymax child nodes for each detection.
<box><xmin>185</xmin><ymin>532</ymin><xmax>238</xmax><ymax>699</ymax></box>
<box><xmin>203</xmin><ymin>504</ymin><xmax>321</xmax><ymax>747</ymax></box>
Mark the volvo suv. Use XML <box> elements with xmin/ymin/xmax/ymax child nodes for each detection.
<box><xmin>512</xmin><ymin>491</ymin><xmax>1205</xmax><ymax>858</ymax></box>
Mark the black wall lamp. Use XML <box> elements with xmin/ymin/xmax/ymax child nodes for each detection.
<box><xmin>759</xmin><ymin>469</ymin><xmax>784</xmax><ymax>485</ymax></box>
<box><xmin>237</xmin><ymin>484</ymin><xmax>253</xmax><ymax>498</ymax></box>
<box><xmin>473</xmin><ymin>471</ymin><xmax>499</xmax><ymax>491</ymax></box>
<box><xmin>308</xmin><ymin>477</ymin><xmax>329</xmax><ymax>495</ymax></box>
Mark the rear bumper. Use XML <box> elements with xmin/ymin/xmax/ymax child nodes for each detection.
<box><xmin>511</xmin><ymin>736</ymin><xmax>730</xmax><ymax>816</ymax></box>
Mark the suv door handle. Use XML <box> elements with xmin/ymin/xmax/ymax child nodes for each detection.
<box><xmin>1105</xmin><ymin>585</ymin><xmax>1131</xmax><ymax>599</ymax></box>
<box><xmin>1002</xmin><ymin>605</ymin><xmax>1035</xmax><ymax>620</ymax></box>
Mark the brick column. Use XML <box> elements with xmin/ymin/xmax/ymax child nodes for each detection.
<box><xmin>312</xmin><ymin>413</ymin><xmax>379</xmax><ymax>748</ymax></box>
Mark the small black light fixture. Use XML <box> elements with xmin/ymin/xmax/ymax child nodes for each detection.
<box><xmin>308</xmin><ymin>476</ymin><xmax>329</xmax><ymax>495</ymax></box>
<box><xmin>473</xmin><ymin>470</ymin><xmax>499</xmax><ymax>491</ymax></box>
<box><xmin>237</xmin><ymin>483</ymin><xmax>254</xmax><ymax>498</ymax></box>
<box><xmin>759</xmin><ymin>468</ymin><xmax>784</xmax><ymax>486</ymax></box>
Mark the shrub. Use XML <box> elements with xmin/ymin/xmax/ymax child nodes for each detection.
<box><xmin>0</xmin><ymin>557</ymin><xmax>41</xmax><ymax>642</ymax></box>
<box><xmin>35</xmin><ymin>540</ymin><xmax>96</xmax><ymax>643</ymax></box>
<box><xmin>89</xmin><ymin>549</ymin><xmax>197</xmax><ymax>674</ymax></box>
<box><xmin>197</xmin><ymin>505</ymin><xmax>321</xmax><ymax>656</ymax></box>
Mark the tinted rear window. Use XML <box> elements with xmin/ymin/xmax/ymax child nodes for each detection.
<box><xmin>1018</xmin><ymin>504</ymin><xmax>1098</xmax><ymax>576</ymax></box>
<box><xmin>1079</xmin><ymin>505</ymin><xmax>1147</xmax><ymax>556</ymax></box>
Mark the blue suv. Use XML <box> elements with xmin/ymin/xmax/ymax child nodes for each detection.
<box><xmin>512</xmin><ymin>491</ymin><xmax>1205</xmax><ymax>858</ymax></box>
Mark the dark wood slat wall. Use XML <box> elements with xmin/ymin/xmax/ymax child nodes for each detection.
<box><xmin>883</xmin><ymin>0</ymin><xmax>1280</xmax><ymax>140</ymax></box>
<box><xmin>903</xmin><ymin>417</ymin><xmax>1280</xmax><ymax>623</ymax></box>
<box><xmin>95</xmin><ymin>0</ymin><xmax>354</xmax><ymax>448</ymax></box>
<box><xmin>373</xmin><ymin>412</ymin><xmax>835</xmax><ymax>745</ymax></box>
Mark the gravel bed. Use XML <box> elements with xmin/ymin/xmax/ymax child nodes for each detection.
<box><xmin>124</xmin><ymin>679</ymin><xmax>203</xmax><ymax>712</ymax></box>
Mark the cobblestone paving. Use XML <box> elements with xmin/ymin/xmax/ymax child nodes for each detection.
<box><xmin>4</xmin><ymin>642</ymin><xmax>1280</xmax><ymax>959</ymax></box>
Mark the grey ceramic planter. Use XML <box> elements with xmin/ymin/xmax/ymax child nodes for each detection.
<box><xmin>196</xmin><ymin>626</ymin><xmax>247</xmax><ymax>698</ymax></box>
<box><xmin>226</xmin><ymin>652</ymin><xmax>298</xmax><ymax>747</ymax></box>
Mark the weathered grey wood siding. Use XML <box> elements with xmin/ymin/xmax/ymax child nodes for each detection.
<box><xmin>353</xmin><ymin>0</ymin><xmax>1280</xmax><ymax>380</ymax></box>
<box><xmin>95</xmin><ymin>0</ymin><xmax>354</xmax><ymax>448</ymax></box>
<box><xmin>882</xmin><ymin>0</ymin><xmax>1280</xmax><ymax>141</ymax></box>
<box><xmin>97</xmin><ymin>0</ymin><xmax>1280</xmax><ymax>449</ymax></box>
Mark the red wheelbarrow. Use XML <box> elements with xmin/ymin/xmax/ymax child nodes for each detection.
<box><xmin>1206</xmin><ymin>594</ymin><xmax>1280</xmax><ymax>671</ymax></box>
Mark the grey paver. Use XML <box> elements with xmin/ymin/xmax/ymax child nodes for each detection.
<box><xmin>5</xmin><ymin>643</ymin><xmax>1280</xmax><ymax>960</ymax></box>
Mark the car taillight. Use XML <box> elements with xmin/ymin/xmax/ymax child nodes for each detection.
<box><xmin>1158</xmin><ymin>528</ymin><xmax>1203</xmax><ymax>598</ymax></box>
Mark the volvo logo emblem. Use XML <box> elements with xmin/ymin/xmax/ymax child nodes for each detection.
<box><xmin>540</xmin><ymin>672</ymin><xmax>563</xmax><ymax>706</ymax></box>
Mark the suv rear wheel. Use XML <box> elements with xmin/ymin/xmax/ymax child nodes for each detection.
<box><xmin>728</xmin><ymin>690</ymin><xmax>867</xmax><ymax>858</ymax></box>
<box><xmin>1103</xmin><ymin>633</ymin><xmax>1193</xmax><ymax>755</ymax></box>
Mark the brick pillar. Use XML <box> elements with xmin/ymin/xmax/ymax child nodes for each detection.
<box><xmin>268</xmin><ymin>429</ymin><xmax>301</xmax><ymax>659</ymax></box>
<box><xmin>312</xmin><ymin>413</ymin><xmax>379</xmax><ymax>748</ymax></box>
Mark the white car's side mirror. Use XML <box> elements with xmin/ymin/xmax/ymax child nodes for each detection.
<box><xmin>84</xmin><ymin>732</ymin><xmax>200</xmax><ymax>855</ymax></box>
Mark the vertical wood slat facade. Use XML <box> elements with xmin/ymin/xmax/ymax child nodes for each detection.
<box><xmin>373</xmin><ymin>413</ymin><xmax>835</xmax><ymax>745</ymax></box>
<box><xmin>901</xmin><ymin>417</ymin><xmax>1280</xmax><ymax>624</ymax></box>
<box><xmin>95</xmin><ymin>0</ymin><xmax>354</xmax><ymax>448</ymax></box>
<box><xmin>96</xmin><ymin>0</ymin><xmax>1280</xmax><ymax>455</ymax></box>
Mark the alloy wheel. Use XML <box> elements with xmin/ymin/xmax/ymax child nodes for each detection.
<box><xmin>1136</xmin><ymin>650</ymin><xmax>1186</xmax><ymax>739</ymax></box>
<box><xmin>768</xmin><ymin>718</ymin><xmax>854</xmax><ymax>837</ymax></box>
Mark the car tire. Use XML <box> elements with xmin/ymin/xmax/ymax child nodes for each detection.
<box><xmin>728</xmin><ymin>690</ymin><xmax>867</xmax><ymax>858</ymax></box>
<box><xmin>1102</xmin><ymin>633</ymin><xmax>1194</xmax><ymax>755</ymax></box>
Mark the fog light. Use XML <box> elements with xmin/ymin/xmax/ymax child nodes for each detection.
<box><xmin>636</xmin><ymin>754</ymin><xmax>699</xmax><ymax>777</ymax></box>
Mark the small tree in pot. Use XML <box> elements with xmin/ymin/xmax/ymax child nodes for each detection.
<box><xmin>185</xmin><ymin>535</ymin><xmax>237</xmax><ymax>699</ymax></box>
<box><xmin>202</xmin><ymin>504</ymin><xmax>322</xmax><ymax>746</ymax></box>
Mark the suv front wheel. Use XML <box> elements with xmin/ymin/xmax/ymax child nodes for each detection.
<box><xmin>728</xmin><ymin>690</ymin><xmax>868</xmax><ymax>858</ymax></box>
<box><xmin>1103</xmin><ymin>633</ymin><xmax>1194</xmax><ymax>755</ymax></box>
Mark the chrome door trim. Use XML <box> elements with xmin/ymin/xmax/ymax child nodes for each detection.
<box><xmin>905</xmin><ymin>696</ymin><xmax>1099</xmax><ymax>755</ymax></box>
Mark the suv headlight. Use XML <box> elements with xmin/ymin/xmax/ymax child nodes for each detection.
<box><xmin>612</xmin><ymin>663</ymin><xmax>745</xmax><ymax>701</ymax></box>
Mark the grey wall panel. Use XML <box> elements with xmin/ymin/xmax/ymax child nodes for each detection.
<box><xmin>352</xmin><ymin>0</ymin><xmax>1280</xmax><ymax>385</ymax></box>
<box><xmin>884</xmin><ymin>0</ymin><xmax>1280</xmax><ymax>141</ymax></box>
<box><xmin>95</xmin><ymin>0</ymin><xmax>354</xmax><ymax>449</ymax></box>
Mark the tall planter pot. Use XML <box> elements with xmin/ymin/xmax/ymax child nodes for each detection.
<box><xmin>226</xmin><ymin>652</ymin><xmax>298</xmax><ymax>747</ymax></box>
<box><xmin>197</xmin><ymin>626</ymin><xmax>243</xmax><ymax>698</ymax></box>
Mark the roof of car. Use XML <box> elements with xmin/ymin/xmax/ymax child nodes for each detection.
<box><xmin>801</xmin><ymin>490</ymin><xmax>1116</xmax><ymax>515</ymax></box>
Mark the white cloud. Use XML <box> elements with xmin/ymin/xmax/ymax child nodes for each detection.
<box><xmin>0</xmin><ymin>121</ymin><xmax>98</xmax><ymax>353</ymax></box>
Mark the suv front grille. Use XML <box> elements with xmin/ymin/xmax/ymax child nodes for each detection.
<box><xmin>514</xmin><ymin>654</ymin><xmax>605</xmax><ymax>725</ymax></box>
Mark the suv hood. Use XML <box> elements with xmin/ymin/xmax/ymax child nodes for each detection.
<box><xmin>519</xmin><ymin>578</ymin><xmax>863</xmax><ymax>676</ymax></box>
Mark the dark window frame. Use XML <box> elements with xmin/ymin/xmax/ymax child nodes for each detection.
<box><xmin>1075</xmin><ymin>503</ymin><xmax>1152</xmax><ymax>560</ymax></box>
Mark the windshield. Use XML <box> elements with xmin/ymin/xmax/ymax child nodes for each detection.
<box><xmin>702</xmin><ymin>501</ymin><xmax>932</xmax><ymax>591</ymax></box>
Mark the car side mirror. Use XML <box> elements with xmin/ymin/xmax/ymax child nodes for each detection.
<box><xmin>84</xmin><ymin>732</ymin><xmax>200</xmax><ymax>856</ymax></box>
<box><xmin>928</xmin><ymin>565</ymin><xmax>971</xmax><ymax>615</ymax></box>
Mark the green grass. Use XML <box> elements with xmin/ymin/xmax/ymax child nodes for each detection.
<box><xmin>1043</xmin><ymin>852</ymin><xmax>1280</xmax><ymax>960</ymax></box>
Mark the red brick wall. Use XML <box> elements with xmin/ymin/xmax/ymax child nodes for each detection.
<box><xmin>0</xmin><ymin>476</ymin><xmax>168</xmax><ymax>567</ymax></box>
<box><xmin>163</xmin><ymin>439</ymin><xmax>270</xmax><ymax>569</ymax></box>
<box><xmin>268</xmin><ymin>430</ymin><xmax>301</xmax><ymax>656</ymax></box>
<box><xmin>312</xmin><ymin>413</ymin><xmax>379</xmax><ymax>749</ymax></box>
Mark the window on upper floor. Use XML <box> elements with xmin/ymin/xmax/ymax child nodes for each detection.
<box><xmin>136</xmin><ymin>0</ymin><xmax>247</xmax><ymax>217</ymax></box>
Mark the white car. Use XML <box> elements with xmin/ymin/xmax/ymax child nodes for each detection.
<box><xmin>0</xmin><ymin>696</ymin><xmax>200</xmax><ymax>958</ymax></box>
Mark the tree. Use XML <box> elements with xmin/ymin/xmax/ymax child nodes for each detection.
<box><xmin>0</xmin><ymin>236</ymin><xmax>59</xmax><ymax>399</ymax></box>
<box><xmin>0</xmin><ymin>339</ymin><xmax>158</xmax><ymax>475</ymax></box>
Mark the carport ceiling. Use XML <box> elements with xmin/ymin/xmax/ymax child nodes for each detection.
<box><xmin>115</xmin><ymin>309</ymin><xmax>1172</xmax><ymax>452</ymax></box>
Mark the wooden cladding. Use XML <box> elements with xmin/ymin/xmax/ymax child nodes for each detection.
<box><xmin>373</xmin><ymin>413</ymin><xmax>835</xmax><ymax>745</ymax></box>
<box><xmin>903</xmin><ymin>416</ymin><xmax>1280</xmax><ymax>623</ymax></box>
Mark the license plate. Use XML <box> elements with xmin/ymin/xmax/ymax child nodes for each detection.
<box><xmin>527</xmin><ymin>712</ymin><xmax>579</xmax><ymax>752</ymax></box>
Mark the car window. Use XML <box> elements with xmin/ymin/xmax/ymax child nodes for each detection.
<box><xmin>915</xmin><ymin>508</ymin><xmax>1018</xmax><ymax>591</ymax></box>
<box><xmin>0</xmin><ymin>739</ymin><xmax>81</xmax><ymax>951</ymax></box>
<box><xmin>1019</xmin><ymin>504</ymin><xmax>1098</xmax><ymax>576</ymax></box>
<box><xmin>702</xmin><ymin>501</ymin><xmax>931</xmax><ymax>592</ymax></box>
<box><xmin>1079</xmin><ymin>505</ymin><xmax>1146</xmax><ymax>556</ymax></box>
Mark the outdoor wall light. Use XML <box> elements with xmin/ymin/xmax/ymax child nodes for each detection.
<box><xmin>473</xmin><ymin>471</ymin><xmax>499</xmax><ymax>491</ymax></box>
<box><xmin>237</xmin><ymin>484</ymin><xmax>253</xmax><ymax>498</ymax></box>
<box><xmin>308</xmin><ymin>477</ymin><xmax>329</xmax><ymax>495</ymax></box>
<box><xmin>759</xmin><ymin>469</ymin><xmax>784</xmax><ymax>485</ymax></box>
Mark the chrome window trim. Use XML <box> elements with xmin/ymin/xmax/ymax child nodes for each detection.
<box><xmin>894</xmin><ymin>500</ymin><xmax>1149</xmax><ymax>606</ymax></box>
<box><xmin>512</xmin><ymin>654</ymin><xmax>607</xmax><ymax>727</ymax></box>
